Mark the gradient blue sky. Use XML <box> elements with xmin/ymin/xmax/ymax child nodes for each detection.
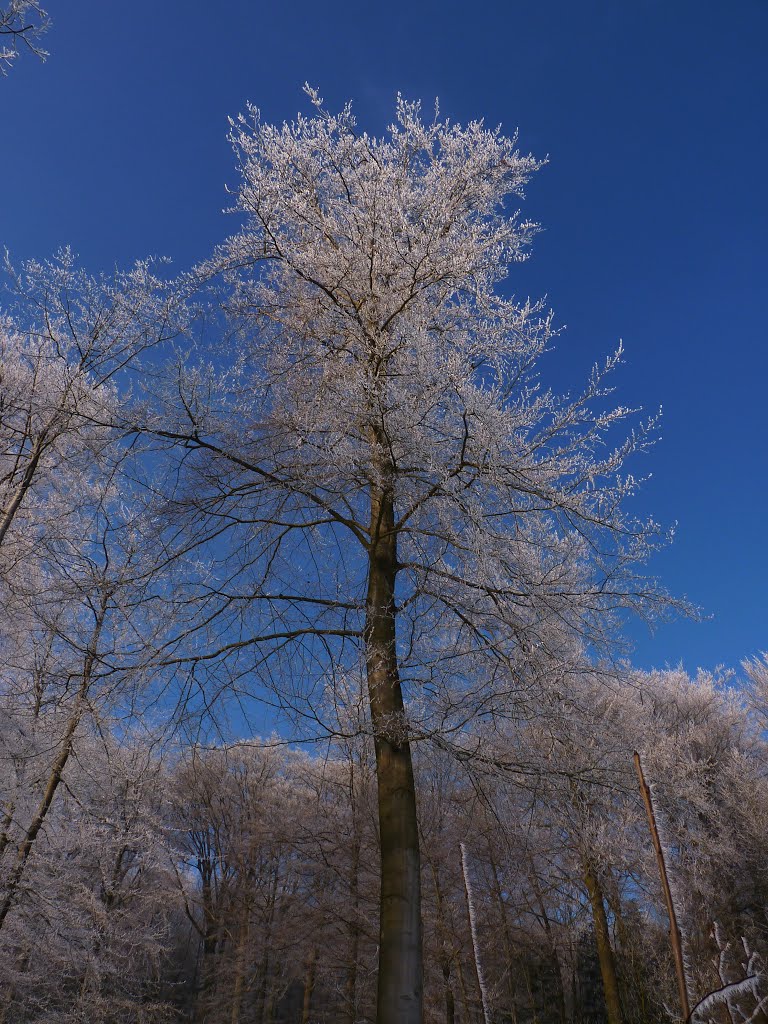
<box><xmin>2</xmin><ymin>0</ymin><xmax>766</xmax><ymax>674</ymax></box>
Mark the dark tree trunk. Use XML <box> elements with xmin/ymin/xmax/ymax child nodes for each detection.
<box><xmin>343</xmin><ymin>833</ymin><xmax>362</xmax><ymax>1024</ymax></box>
<box><xmin>301</xmin><ymin>948</ymin><xmax>317</xmax><ymax>1024</ymax></box>
<box><xmin>365</xmin><ymin>481</ymin><xmax>423</xmax><ymax>1024</ymax></box>
<box><xmin>0</xmin><ymin>431</ymin><xmax>47</xmax><ymax>549</ymax></box>
<box><xmin>194</xmin><ymin>870</ymin><xmax>221</xmax><ymax>1024</ymax></box>
<box><xmin>489</xmin><ymin>853</ymin><xmax>520</xmax><ymax>1022</ymax></box>
<box><xmin>525</xmin><ymin>858</ymin><xmax>566</xmax><ymax>1024</ymax></box>
<box><xmin>583</xmin><ymin>861</ymin><xmax>624</xmax><ymax>1024</ymax></box>
<box><xmin>230</xmin><ymin>892</ymin><xmax>252</xmax><ymax>1024</ymax></box>
<box><xmin>428</xmin><ymin>855</ymin><xmax>457</xmax><ymax>1024</ymax></box>
<box><xmin>0</xmin><ymin>802</ymin><xmax>15</xmax><ymax>862</ymax></box>
<box><xmin>255</xmin><ymin>864</ymin><xmax>280</xmax><ymax>1024</ymax></box>
<box><xmin>0</xmin><ymin>592</ymin><xmax>108</xmax><ymax>932</ymax></box>
<box><xmin>442</xmin><ymin>961</ymin><xmax>456</xmax><ymax>1024</ymax></box>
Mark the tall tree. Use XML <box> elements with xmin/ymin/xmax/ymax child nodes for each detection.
<box><xmin>151</xmin><ymin>89</ymin><xmax>672</xmax><ymax>1023</ymax></box>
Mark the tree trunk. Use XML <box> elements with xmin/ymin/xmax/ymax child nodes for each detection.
<box><xmin>583</xmin><ymin>861</ymin><xmax>624</xmax><ymax>1024</ymax></box>
<box><xmin>489</xmin><ymin>853</ymin><xmax>520</xmax><ymax>1023</ymax></box>
<box><xmin>194</xmin><ymin>866</ymin><xmax>221</xmax><ymax>1024</ymax></box>
<box><xmin>0</xmin><ymin>593</ymin><xmax>107</xmax><ymax>931</ymax></box>
<box><xmin>633</xmin><ymin>751</ymin><xmax>691</xmax><ymax>1022</ymax></box>
<box><xmin>428</xmin><ymin>855</ymin><xmax>457</xmax><ymax>1024</ymax></box>
<box><xmin>365</xmin><ymin>481</ymin><xmax>422</xmax><ymax>1024</ymax></box>
<box><xmin>524</xmin><ymin>965</ymin><xmax>540</xmax><ymax>1024</ymax></box>
<box><xmin>442</xmin><ymin>961</ymin><xmax>455</xmax><ymax>1024</ymax></box>
<box><xmin>0</xmin><ymin>432</ymin><xmax>47</xmax><ymax>549</ymax></box>
<box><xmin>255</xmin><ymin>863</ymin><xmax>280</xmax><ymax>1024</ymax></box>
<box><xmin>343</xmin><ymin>833</ymin><xmax>362</xmax><ymax>1024</ymax></box>
<box><xmin>0</xmin><ymin>947</ymin><xmax>30</xmax><ymax>1024</ymax></box>
<box><xmin>230</xmin><ymin>895</ymin><xmax>252</xmax><ymax>1024</ymax></box>
<box><xmin>455</xmin><ymin>950</ymin><xmax>472</xmax><ymax>1023</ymax></box>
<box><xmin>0</xmin><ymin>802</ymin><xmax>15</xmax><ymax>862</ymax></box>
<box><xmin>301</xmin><ymin>948</ymin><xmax>317</xmax><ymax>1024</ymax></box>
<box><xmin>525</xmin><ymin>858</ymin><xmax>566</xmax><ymax>1024</ymax></box>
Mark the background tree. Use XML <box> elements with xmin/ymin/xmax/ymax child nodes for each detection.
<box><xmin>0</xmin><ymin>1</ymin><xmax>48</xmax><ymax>75</ymax></box>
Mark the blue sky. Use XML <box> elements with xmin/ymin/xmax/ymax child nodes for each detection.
<box><xmin>2</xmin><ymin>0</ymin><xmax>766</xmax><ymax>674</ymax></box>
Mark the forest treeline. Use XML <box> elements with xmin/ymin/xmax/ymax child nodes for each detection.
<box><xmin>2</xmin><ymin>663</ymin><xmax>768</xmax><ymax>1022</ymax></box>
<box><xmin>2</xmin><ymin>93</ymin><xmax>768</xmax><ymax>1023</ymax></box>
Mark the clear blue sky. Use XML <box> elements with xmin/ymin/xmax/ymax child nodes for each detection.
<box><xmin>2</xmin><ymin>0</ymin><xmax>766</xmax><ymax>674</ymax></box>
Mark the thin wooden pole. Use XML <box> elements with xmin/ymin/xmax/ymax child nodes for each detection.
<box><xmin>633</xmin><ymin>751</ymin><xmax>691</xmax><ymax>1021</ymax></box>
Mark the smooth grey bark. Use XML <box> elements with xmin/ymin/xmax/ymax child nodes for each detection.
<box><xmin>461</xmin><ymin>843</ymin><xmax>491</xmax><ymax>1024</ymax></box>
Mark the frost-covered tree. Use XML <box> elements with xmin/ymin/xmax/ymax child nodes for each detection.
<box><xmin>0</xmin><ymin>265</ymin><xmax>187</xmax><ymax>945</ymax></box>
<box><xmin>0</xmin><ymin>697</ymin><xmax>180</xmax><ymax>1023</ymax></box>
<box><xmin>147</xmin><ymin>87</ymin><xmax>675</xmax><ymax>1024</ymax></box>
<box><xmin>0</xmin><ymin>481</ymin><xmax>179</xmax><ymax>938</ymax></box>
<box><xmin>0</xmin><ymin>2</ymin><xmax>48</xmax><ymax>75</ymax></box>
<box><xmin>744</xmin><ymin>653</ymin><xmax>768</xmax><ymax>739</ymax></box>
<box><xmin>0</xmin><ymin>251</ymin><xmax>178</xmax><ymax>562</ymax></box>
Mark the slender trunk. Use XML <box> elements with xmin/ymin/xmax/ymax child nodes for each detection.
<box><xmin>230</xmin><ymin>894</ymin><xmax>252</xmax><ymax>1024</ymax></box>
<box><xmin>633</xmin><ymin>751</ymin><xmax>691</xmax><ymax>1022</ymax></box>
<box><xmin>0</xmin><ymin>725</ymin><xmax>82</xmax><ymax>931</ymax></box>
<box><xmin>255</xmin><ymin>863</ymin><xmax>280</xmax><ymax>1024</ymax></box>
<box><xmin>455</xmin><ymin>949</ymin><xmax>472</xmax><ymax>1024</ymax></box>
<box><xmin>461</xmin><ymin>843</ymin><xmax>491</xmax><ymax>1024</ymax></box>
<box><xmin>0</xmin><ymin>947</ymin><xmax>30</xmax><ymax>1023</ymax></box>
<box><xmin>0</xmin><ymin>432</ymin><xmax>47</xmax><ymax>549</ymax></box>
<box><xmin>365</xmin><ymin>480</ymin><xmax>422</xmax><ymax>1024</ymax></box>
<box><xmin>0</xmin><ymin>594</ymin><xmax>107</xmax><ymax>931</ymax></box>
<box><xmin>524</xmin><ymin>965</ymin><xmax>540</xmax><ymax>1024</ymax></box>
<box><xmin>442</xmin><ymin>961</ymin><xmax>455</xmax><ymax>1024</ymax></box>
<box><xmin>301</xmin><ymin>947</ymin><xmax>317</xmax><ymax>1024</ymax></box>
<box><xmin>255</xmin><ymin>941</ymin><xmax>271</xmax><ymax>1023</ymax></box>
<box><xmin>75</xmin><ymin>842</ymin><xmax>133</xmax><ymax>1014</ymax></box>
<box><xmin>489</xmin><ymin>853</ymin><xmax>519</xmax><ymax>1023</ymax></box>
<box><xmin>583</xmin><ymin>860</ymin><xmax>624</xmax><ymax>1024</ymax></box>
<box><xmin>0</xmin><ymin>802</ymin><xmax>15</xmax><ymax>862</ymax></box>
<box><xmin>343</xmin><ymin>833</ymin><xmax>362</xmax><ymax>1024</ymax></box>
<box><xmin>194</xmin><ymin>869</ymin><xmax>221</xmax><ymax>1024</ymax></box>
<box><xmin>264</xmin><ymin>980</ymin><xmax>278</xmax><ymax>1024</ymax></box>
<box><xmin>428</xmin><ymin>855</ymin><xmax>457</xmax><ymax>1024</ymax></box>
<box><xmin>525</xmin><ymin>858</ymin><xmax>566</xmax><ymax>1024</ymax></box>
<box><xmin>606</xmin><ymin>880</ymin><xmax>652</xmax><ymax>1023</ymax></box>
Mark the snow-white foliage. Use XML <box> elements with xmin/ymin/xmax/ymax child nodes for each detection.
<box><xmin>690</xmin><ymin>924</ymin><xmax>768</xmax><ymax>1024</ymax></box>
<box><xmin>0</xmin><ymin>1</ymin><xmax>48</xmax><ymax>74</ymax></box>
<box><xmin>156</xmin><ymin>90</ymin><xmax>674</xmax><ymax>740</ymax></box>
<box><xmin>0</xmin><ymin>250</ymin><xmax>180</xmax><ymax>571</ymax></box>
